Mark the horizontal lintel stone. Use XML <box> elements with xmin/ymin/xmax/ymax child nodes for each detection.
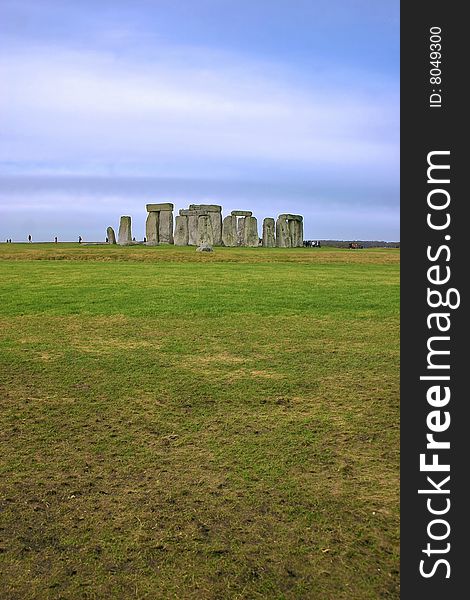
<box><xmin>146</xmin><ymin>203</ymin><xmax>174</xmax><ymax>212</ymax></box>
<box><xmin>231</xmin><ymin>210</ymin><xmax>252</xmax><ymax>217</ymax></box>
<box><xmin>179</xmin><ymin>209</ymin><xmax>209</xmax><ymax>216</ymax></box>
<box><xmin>278</xmin><ymin>214</ymin><xmax>303</xmax><ymax>221</ymax></box>
<box><xmin>188</xmin><ymin>204</ymin><xmax>221</xmax><ymax>212</ymax></box>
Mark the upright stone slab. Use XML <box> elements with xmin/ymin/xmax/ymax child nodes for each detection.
<box><xmin>262</xmin><ymin>218</ymin><xmax>275</xmax><ymax>247</ymax></box>
<box><xmin>174</xmin><ymin>215</ymin><xmax>189</xmax><ymax>246</ymax></box>
<box><xmin>244</xmin><ymin>216</ymin><xmax>259</xmax><ymax>247</ymax></box>
<box><xmin>107</xmin><ymin>226</ymin><xmax>116</xmax><ymax>244</ymax></box>
<box><xmin>146</xmin><ymin>211</ymin><xmax>159</xmax><ymax>245</ymax></box>
<box><xmin>296</xmin><ymin>219</ymin><xmax>304</xmax><ymax>247</ymax></box>
<box><xmin>276</xmin><ymin>216</ymin><xmax>291</xmax><ymax>247</ymax></box>
<box><xmin>292</xmin><ymin>219</ymin><xmax>304</xmax><ymax>247</ymax></box>
<box><xmin>222</xmin><ymin>215</ymin><xmax>237</xmax><ymax>247</ymax></box>
<box><xmin>209</xmin><ymin>211</ymin><xmax>222</xmax><ymax>246</ymax></box>
<box><xmin>197</xmin><ymin>215</ymin><xmax>214</xmax><ymax>246</ymax></box>
<box><xmin>237</xmin><ymin>217</ymin><xmax>246</xmax><ymax>246</ymax></box>
<box><xmin>118</xmin><ymin>216</ymin><xmax>132</xmax><ymax>245</ymax></box>
<box><xmin>187</xmin><ymin>214</ymin><xmax>199</xmax><ymax>245</ymax></box>
<box><xmin>158</xmin><ymin>210</ymin><xmax>174</xmax><ymax>244</ymax></box>
<box><xmin>289</xmin><ymin>220</ymin><xmax>297</xmax><ymax>248</ymax></box>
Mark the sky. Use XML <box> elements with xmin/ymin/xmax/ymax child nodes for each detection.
<box><xmin>0</xmin><ymin>0</ymin><xmax>399</xmax><ymax>242</ymax></box>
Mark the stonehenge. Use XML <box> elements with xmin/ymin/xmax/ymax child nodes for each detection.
<box><xmin>115</xmin><ymin>205</ymin><xmax>303</xmax><ymax>248</ymax></box>
<box><xmin>276</xmin><ymin>214</ymin><xmax>303</xmax><ymax>248</ymax></box>
<box><xmin>177</xmin><ymin>204</ymin><xmax>222</xmax><ymax>247</ymax></box>
<box><xmin>145</xmin><ymin>203</ymin><xmax>174</xmax><ymax>245</ymax></box>
<box><xmin>222</xmin><ymin>210</ymin><xmax>260</xmax><ymax>247</ymax></box>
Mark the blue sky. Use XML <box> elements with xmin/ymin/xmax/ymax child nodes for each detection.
<box><xmin>0</xmin><ymin>0</ymin><xmax>399</xmax><ymax>241</ymax></box>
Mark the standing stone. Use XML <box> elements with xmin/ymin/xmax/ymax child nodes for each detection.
<box><xmin>159</xmin><ymin>210</ymin><xmax>174</xmax><ymax>244</ymax></box>
<box><xmin>209</xmin><ymin>211</ymin><xmax>222</xmax><ymax>246</ymax></box>
<box><xmin>174</xmin><ymin>215</ymin><xmax>189</xmax><ymax>246</ymax></box>
<box><xmin>222</xmin><ymin>215</ymin><xmax>237</xmax><ymax>247</ymax></box>
<box><xmin>187</xmin><ymin>214</ymin><xmax>198</xmax><ymax>246</ymax></box>
<box><xmin>106</xmin><ymin>226</ymin><xmax>116</xmax><ymax>244</ymax></box>
<box><xmin>197</xmin><ymin>215</ymin><xmax>214</xmax><ymax>246</ymax></box>
<box><xmin>145</xmin><ymin>211</ymin><xmax>159</xmax><ymax>245</ymax></box>
<box><xmin>118</xmin><ymin>216</ymin><xmax>132</xmax><ymax>245</ymax></box>
<box><xmin>276</xmin><ymin>216</ymin><xmax>291</xmax><ymax>247</ymax></box>
<box><xmin>296</xmin><ymin>219</ymin><xmax>304</xmax><ymax>247</ymax></box>
<box><xmin>292</xmin><ymin>219</ymin><xmax>304</xmax><ymax>247</ymax></box>
<box><xmin>244</xmin><ymin>216</ymin><xmax>259</xmax><ymax>247</ymax></box>
<box><xmin>237</xmin><ymin>217</ymin><xmax>246</xmax><ymax>246</ymax></box>
<box><xmin>262</xmin><ymin>218</ymin><xmax>275</xmax><ymax>247</ymax></box>
<box><xmin>289</xmin><ymin>220</ymin><xmax>297</xmax><ymax>247</ymax></box>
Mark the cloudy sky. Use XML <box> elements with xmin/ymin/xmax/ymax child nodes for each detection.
<box><xmin>0</xmin><ymin>0</ymin><xmax>399</xmax><ymax>242</ymax></box>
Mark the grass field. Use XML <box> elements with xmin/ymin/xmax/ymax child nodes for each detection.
<box><xmin>0</xmin><ymin>243</ymin><xmax>399</xmax><ymax>599</ymax></box>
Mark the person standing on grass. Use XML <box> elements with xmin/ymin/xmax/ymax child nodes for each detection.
<box><xmin>54</xmin><ymin>237</ymin><xmax>58</xmax><ymax>243</ymax></box>
<box><xmin>78</xmin><ymin>236</ymin><xmax>82</xmax><ymax>244</ymax></box>
<box><xmin>28</xmin><ymin>234</ymin><xmax>32</xmax><ymax>243</ymax></box>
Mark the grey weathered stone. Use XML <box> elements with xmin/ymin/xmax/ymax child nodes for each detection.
<box><xmin>296</xmin><ymin>219</ymin><xmax>304</xmax><ymax>247</ymax></box>
<box><xmin>196</xmin><ymin>243</ymin><xmax>213</xmax><ymax>252</ymax></box>
<box><xmin>158</xmin><ymin>210</ymin><xmax>174</xmax><ymax>244</ymax></box>
<box><xmin>118</xmin><ymin>216</ymin><xmax>132</xmax><ymax>245</ymax></box>
<box><xmin>146</xmin><ymin>203</ymin><xmax>174</xmax><ymax>212</ymax></box>
<box><xmin>244</xmin><ymin>216</ymin><xmax>259</xmax><ymax>247</ymax></box>
<box><xmin>222</xmin><ymin>215</ymin><xmax>237</xmax><ymax>247</ymax></box>
<box><xmin>231</xmin><ymin>210</ymin><xmax>252</xmax><ymax>217</ymax></box>
<box><xmin>262</xmin><ymin>218</ymin><xmax>275</xmax><ymax>247</ymax></box>
<box><xmin>237</xmin><ymin>217</ymin><xmax>246</xmax><ymax>246</ymax></box>
<box><xmin>180</xmin><ymin>208</ymin><xmax>208</xmax><ymax>216</ymax></box>
<box><xmin>197</xmin><ymin>215</ymin><xmax>214</xmax><ymax>246</ymax></box>
<box><xmin>276</xmin><ymin>216</ymin><xmax>291</xmax><ymax>247</ymax></box>
<box><xmin>174</xmin><ymin>215</ymin><xmax>189</xmax><ymax>246</ymax></box>
<box><xmin>291</xmin><ymin>219</ymin><xmax>304</xmax><ymax>247</ymax></box>
<box><xmin>145</xmin><ymin>211</ymin><xmax>159</xmax><ymax>245</ymax></box>
<box><xmin>278</xmin><ymin>213</ymin><xmax>303</xmax><ymax>222</ymax></box>
<box><xmin>107</xmin><ymin>226</ymin><xmax>116</xmax><ymax>244</ymax></box>
<box><xmin>289</xmin><ymin>219</ymin><xmax>297</xmax><ymax>248</ymax></box>
<box><xmin>189</xmin><ymin>204</ymin><xmax>221</xmax><ymax>212</ymax></box>
<box><xmin>209</xmin><ymin>211</ymin><xmax>222</xmax><ymax>246</ymax></box>
<box><xmin>188</xmin><ymin>214</ymin><xmax>198</xmax><ymax>245</ymax></box>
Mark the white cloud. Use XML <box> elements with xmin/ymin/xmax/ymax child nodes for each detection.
<box><xmin>0</xmin><ymin>44</ymin><xmax>398</xmax><ymax>172</ymax></box>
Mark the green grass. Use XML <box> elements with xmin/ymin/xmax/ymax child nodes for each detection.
<box><xmin>0</xmin><ymin>244</ymin><xmax>399</xmax><ymax>599</ymax></box>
